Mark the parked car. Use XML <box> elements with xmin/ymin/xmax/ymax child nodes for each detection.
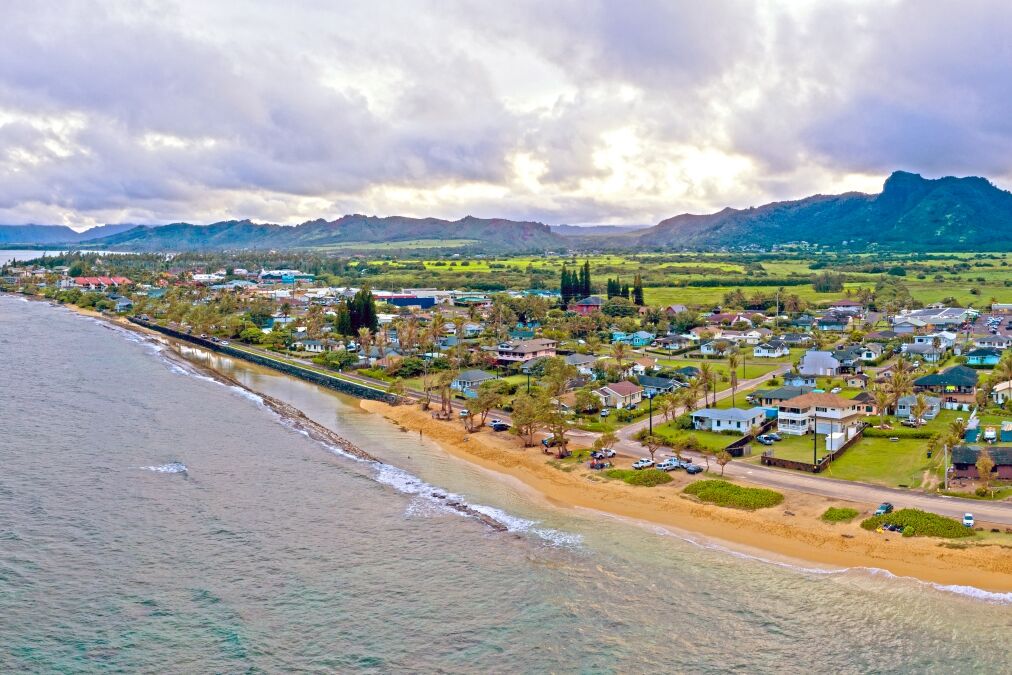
<box><xmin>656</xmin><ymin>458</ymin><xmax>681</xmax><ymax>471</ymax></box>
<box><xmin>767</xmin><ymin>432</ymin><xmax>782</xmax><ymax>441</ymax></box>
<box><xmin>541</xmin><ymin>437</ymin><xmax>564</xmax><ymax>448</ymax></box>
<box><xmin>490</xmin><ymin>422</ymin><xmax>511</xmax><ymax>432</ymax></box>
<box><xmin>625</xmin><ymin>404</ymin><xmax>638</xmax><ymax>411</ymax></box>
<box><xmin>830</xmin><ymin>387</ymin><xmax>842</xmax><ymax>394</ymax></box>
<box><xmin>684</xmin><ymin>463</ymin><xmax>703</xmax><ymax>474</ymax></box>
<box><xmin>875</xmin><ymin>503</ymin><xmax>894</xmax><ymax>516</ymax></box>
<box><xmin>591</xmin><ymin>449</ymin><xmax>616</xmax><ymax>459</ymax></box>
<box><xmin>631</xmin><ymin>458</ymin><xmax>654</xmax><ymax>470</ymax></box>
<box><xmin>588</xmin><ymin>460</ymin><xmax>612</xmax><ymax>470</ymax></box>
<box><xmin>963</xmin><ymin>513</ymin><xmax>975</xmax><ymax>528</ymax></box>
<box><xmin>489</xmin><ymin>419</ymin><xmax>504</xmax><ymax>426</ymax></box>
<box><xmin>599</xmin><ymin>409</ymin><xmax>610</xmax><ymax>417</ymax></box>
<box><xmin>459</xmin><ymin>409</ymin><xmax>470</xmax><ymax>418</ymax></box>
<box><xmin>220</xmin><ymin>340</ymin><xmax>229</xmax><ymax>345</ymax></box>
<box><xmin>757</xmin><ymin>434</ymin><xmax>776</xmax><ymax>446</ymax></box>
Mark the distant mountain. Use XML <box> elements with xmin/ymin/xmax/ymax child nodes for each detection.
<box><xmin>0</xmin><ymin>223</ymin><xmax>149</xmax><ymax>246</ymax></box>
<box><xmin>637</xmin><ymin>171</ymin><xmax>1012</xmax><ymax>250</ymax></box>
<box><xmin>551</xmin><ymin>224</ymin><xmax>652</xmax><ymax>237</ymax></box>
<box><xmin>83</xmin><ymin>215</ymin><xmax>564</xmax><ymax>252</ymax></box>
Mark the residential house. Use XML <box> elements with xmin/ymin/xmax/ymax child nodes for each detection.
<box><xmin>828</xmin><ymin>299</ymin><xmax>864</xmax><ymax>314</ymax></box>
<box><xmin>975</xmin><ymin>335</ymin><xmax>1011</xmax><ymax>350</ymax></box>
<box><xmin>780</xmin><ymin>333</ymin><xmax>813</xmax><ymax>347</ymax></box>
<box><xmin>750</xmin><ymin>386</ymin><xmax>814</xmax><ymax>408</ymax></box>
<box><xmin>864</xmin><ymin>329</ymin><xmax>899</xmax><ymax>342</ymax></box>
<box><xmin>790</xmin><ymin>315</ymin><xmax>816</xmax><ymax>330</ymax></box>
<box><xmin>852</xmin><ymin>391</ymin><xmax>877</xmax><ymax>415</ymax></box>
<box><xmin>951</xmin><ymin>446</ymin><xmax>1012</xmax><ymax>480</ymax></box>
<box><xmin>892</xmin><ymin>317</ymin><xmax>927</xmax><ymax>334</ymax></box>
<box><xmin>638</xmin><ymin>375</ymin><xmax>678</xmax><ymax>396</ymax></box>
<box><xmin>966</xmin><ymin>347</ymin><xmax>1002</xmax><ymax>366</ymax></box>
<box><xmin>990</xmin><ymin>380</ymin><xmax>1012</xmax><ymax>405</ymax></box>
<box><xmin>902</xmin><ymin>342</ymin><xmax>945</xmax><ymax>363</ymax></box>
<box><xmin>663</xmin><ymin>304</ymin><xmax>689</xmax><ymax>315</ymax></box>
<box><xmin>913</xmin><ymin>331</ymin><xmax>958</xmax><ymax>349</ymax></box>
<box><xmin>691</xmin><ymin>407</ymin><xmax>766</xmax><ymax>434</ymax></box>
<box><xmin>895</xmin><ymin>394</ymin><xmax>941</xmax><ymax>420</ymax></box>
<box><xmin>564</xmin><ymin>353</ymin><xmax>599</xmax><ymax>376</ymax></box>
<box><xmin>496</xmin><ymin>338</ymin><xmax>557</xmax><ymax>365</ymax></box>
<box><xmin>783</xmin><ymin>372</ymin><xmax>817</xmax><ymax>387</ymax></box>
<box><xmin>844</xmin><ymin>373</ymin><xmax>869</xmax><ymax>389</ymax></box>
<box><xmin>612</xmin><ymin>330</ymin><xmax>655</xmax><ymax>347</ymax></box>
<box><xmin>673</xmin><ymin>366</ymin><xmax>701</xmax><ymax>381</ymax></box>
<box><xmin>73</xmin><ymin>276</ymin><xmax>131</xmax><ymax>290</ymax></box>
<box><xmin>899</xmin><ymin>307</ymin><xmax>973</xmax><ymax>330</ymax></box>
<box><xmin>571</xmin><ymin>296</ymin><xmax>604</xmax><ymax>315</ymax></box>
<box><xmin>700</xmin><ymin>340</ymin><xmax>733</xmax><ymax>357</ymax></box>
<box><xmin>913</xmin><ymin>365</ymin><xmax>978</xmax><ymax>408</ymax></box>
<box><xmin>776</xmin><ymin>393</ymin><xmax>865</xmax><ymax>442</ymax></box>
<box><xmin>631</xmin><ymin>356</ymin><xmax>660</xmax><ymax>376</ymax></box>
<box><xmin>753</xmin><ymin>340</ymin><xmax>789</xmax><ymax>359</ymax></box>
<box><xmin>594</xmin><ymin>381</ymin><xmax>644</xmax><ymax>409</ymax></box>
<box><xmin>294</xmin><ymin>339</ymin><xmax>340</xmax><ymax>354</ymax></box>
<box><xmin>452</xmin><ymin>369</ymin><xmax>497</xmax><ymax>394</ymax></box>
<box><xmin>816</xmin><ymin>312</ymin><xmax>851</xmax><ymax>331</ymax></box>
<box><xmin>799</xmin><ymin>350</ymin><xmax>842</xmax><ymax>377</ymax></box>
<box><xmin>114</xmin><ymin>298</ymin><xmax>134</xmax><ymax>312</ymax></box>
<box><xmin>656</xmin><ymin>335</ymin><xmax>691</xmax><ymax>351</ymax></box>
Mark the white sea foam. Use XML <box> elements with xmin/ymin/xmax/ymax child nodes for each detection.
<box><xmin>374</xmin><ymin>464</ymin><xmax>581</xmax><ymax>547</ymax></box>
<box><xmin>143</xmin><ymin>462</ymin><xmax>188</xmax><ymax>474</ymax></box>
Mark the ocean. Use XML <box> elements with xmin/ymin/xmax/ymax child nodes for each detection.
<box><xmin>1</xmin><ymin>294</ymin><xmax>1010</xmax><ymax>673</ymax></box>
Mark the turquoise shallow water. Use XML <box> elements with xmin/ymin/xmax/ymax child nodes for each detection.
<box><xmin>1</xmin><ymin>295</ymin><xmax>1011</xmax><ymax>673</ymax></box>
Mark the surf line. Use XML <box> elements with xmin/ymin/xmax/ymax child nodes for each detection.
<box><xmin>157</xmin><ymin>342</ymin><xmax>510</xmax><ymax>533</ymax></box>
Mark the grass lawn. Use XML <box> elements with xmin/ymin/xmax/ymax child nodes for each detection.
<box><xmin>820</xmin><ymin>436</ymin><xmax>941</xmax><ymax>488</ymax></box>
<box><xmin>654</xmin><ymin>423</ymin><xmax>739</xmax><ymax>451</ymax></box>
<box><xmin>758</xmin><ymin>433</ymin><xmax>833</xmax><ymax>463</ymax></box>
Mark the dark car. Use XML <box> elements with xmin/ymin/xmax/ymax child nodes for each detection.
<box><xmin>684</xmin><ymin>464</ymin><xmax>703</xmax><ymax>474</ymax></box>
<box><xmin>875</xmin><ymin>502</ymin><xmax>894</xmax><ymax>516</ymax></box>
<box><xmin>541</xmin><ymin>437</ymin><xmax>564</xmax><ymax>448</ymax></box>
<box><xmin>490</xmin><ymin>422</ymin><xmax>511</xmax><ymax>432</ymax></box>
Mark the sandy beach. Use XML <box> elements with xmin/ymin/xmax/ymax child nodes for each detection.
<box><xmin>361</xmin><ymin>399</ymin><xmax>1012</xmax><ymax>593</ymax></box>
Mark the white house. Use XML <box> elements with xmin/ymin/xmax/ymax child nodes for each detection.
<box><xmin>753</xmin><ymin>340</ymin><xmax>789</xmax><ymax>358</ymax></box>
<box><xmin>776</xmin><ymin>392</ymin><xmax>865</xmax><ymax>437</ymax></box>
<box><xmin>691</xmin><ymin>407</ymin><xmax>766</xmax><ymax>433</ymax></box>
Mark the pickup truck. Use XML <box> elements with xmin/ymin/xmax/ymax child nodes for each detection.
<box><xmin>631</xmin><ymin>458</ymin><xmax>654</xmax><ymax>470</ymax></box>
<box><xmin>656</xmin><ymin>458</ymin><xmax>682</xmax><ymax>471</ymax></box>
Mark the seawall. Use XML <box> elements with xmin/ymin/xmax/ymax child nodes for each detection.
<box><xmin>128</xmin><ymin>317</ymin><xmax>395</xmax><ymax>403</ymax></box>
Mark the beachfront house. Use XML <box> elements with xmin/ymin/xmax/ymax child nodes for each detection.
<box><xmin>950</xmin><ymin>446</ymin><xmax>1012</xmax><ymax>480</ymax></box>
<box><xmin>776</xmin><ymin>392</ymin><xmax>865</xmax><ymax>439</ymax></box>
<box><xmin>691</xmin><ymin>407</ymin><xmax>766</xmax><ymax>434</ymax></box>
<box><xmin>452</xmin><ymin>369</ymin><xmax>497</xmax><ymax>395</ymax></box>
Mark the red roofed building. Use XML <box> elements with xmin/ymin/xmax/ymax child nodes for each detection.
<box><xmin>73</xmin><ymin>276</ymin><xmax>132</xmax><ymax>290</ymax></box>
<box><xmin>571</xmin><ymin>296</ymin><xmax>604</xmax><ymax>315</ymax></box>
<box><xmin>593</xmin><ymin>380</ymin><xmax>644</xmax><ymax>409</ymax></box>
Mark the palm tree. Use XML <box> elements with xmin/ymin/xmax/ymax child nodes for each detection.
<box><xmin>872</xmin><ymin>385</ymin><xmax>892</xmax><ymax>427</ymax></box>
<box><xmin>727</xmin><ymin>351</ymin><xmax>740</xmax><ymax>407</ymax></box>
<box><xmin>887</xmin><ymin>363</ymin><xmax>913</xmax><ymax>417</ymax></box>
<box><xmin>698</xmin><ymin>362</ymin><xmax>713</xmax><ymax>408</ymax></box>
<box><xmin>357</xmin><ymin>326</ymin><xmax>372</xmax><ymax>362</ymax></box>
<box><xmin>612</xmin><ymin>342</ymin><xmax>629</xmax><ymax>375</ymax></box>
<box><xmin>910</xmin><ymin>393</ymin><xmax>929</xmax><ymax>427</ymax></box>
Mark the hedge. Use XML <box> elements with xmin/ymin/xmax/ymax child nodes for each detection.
<box><xmin>860</xmin><ymin>508</ymin><xmax>973</xmax><ymax>538</ymax></box>
<box><xmin>683</xmin><ymin>479</ymin><xmax>784</xmax><ymax>510</ymax></box>
<box><xmin>862</xmin><ymin>427</ymin><xmax>934</xmax><ymax>439</ymax></box>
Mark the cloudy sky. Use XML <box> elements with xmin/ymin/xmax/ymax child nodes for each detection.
<box><xmin>2</xmin><ymin>0</ymin><xmax>1011</xmax><ymax>230</ymax></box>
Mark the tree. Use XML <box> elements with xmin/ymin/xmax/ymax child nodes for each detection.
<box><xmin>699</xmin><ymin>362</ymin><xmax>714</xmax><ymax>408</ymax></box>
<box><xmin>886</xmin><ymin>362</ymin><xmax>913</xmax><ymax>416</ymax></box>
<box><xmin>611</xmin><ymin>342</ymin><xmax>629</xmax><ymax>376</ymax></box>
<box><xmin>574</xmin><ymin>388</ymin><xmax>601</xmax><ymax>414</ymax></box>
<box><xmin>594</xmin><ymin>431</ymin><xmax>618</xmax><ymax>453</ymax></box>
<box><xmin>976</xmin><ymin>447</ymin><xmax>995</xmax><ymax>494</ymax></box>
<box><xmin>872</xmin><ymin>385</ymin><xmax>892</xmax><ymax>427</ymax></box>
<box><xmin>510</xmin><ymin>392</ymin><xmax>544</xmax><ymax>447</ymax></box>
<box><xmin>727</xmin><ymin>350</ymin><xmax>740</xmax><ymax>407</ymax></box>
<box><xmin>334</xmin><ymin>301</ymin><xmax>353</xmax><ymax>335</ymax></box>
<box><xmin>349</xmin><ymin>287</ymin><xmax>378</xmax><ymax>332</ymax></box>
<box><xmin>632</xmin><ymin>273</ymin><xmax>644</xmax><ymax>306</ymax></box>
<box><xmin>715</xmin><ymin>450</ymin><xmax>733</xmax><ymax>476</ymax></box>
<box><xmin>637</xmin><ymin>432</ymin><xmax>665</xmax><ymax>463</ymax></box>
<box><xmin>910</xmin><ymin>394</ymin><xmax>929</xmax><ymax>427</ymax></box>
<box><xmin>473</xmin><ymin>380</ymin><xmax>508</xmax><ymax>427</ymax></box>
<box><xmin>386</xmin><ymin>378</ymin><xmax>406</xmax><ymax>405</ymax></box>
<box><xmin>582</xmin><ymin>259</ymin><xmax>592</xmax><ymax>297</ymax></box>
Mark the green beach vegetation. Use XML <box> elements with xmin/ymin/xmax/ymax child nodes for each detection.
<box><xmin>860</xmin><ymin>509</ymin><xmax>974</xmax><ymax>538</ymax></box>
<box><xmin>683</xmin><ymin>480</ymin><xmax>784</xmax><ymax>510</ymax></box>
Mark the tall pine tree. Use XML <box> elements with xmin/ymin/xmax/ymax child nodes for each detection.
<box><xmin>633</xmin><ymin>274</ymin><xmax>644</xmax><ymax>306</ymax></box>
<box><xmin>582</xmin><ymin>260</ymin><xmax>591</xmax><ymax>296</ymax></box>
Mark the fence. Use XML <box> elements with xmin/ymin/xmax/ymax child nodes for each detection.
<box><xmin>128</xmin><ymin>318</ymin><xmax>395</xmax><ymax>403</ymax></box>
<box><xmin>723</xmin><ymin>418</ymin><xmax>777</xmax><ymax>458</ymax></box>
<box><xmin>760</xmin><ymin>424</ymin><xmax>866</xmax><ymax>473</ymax></box>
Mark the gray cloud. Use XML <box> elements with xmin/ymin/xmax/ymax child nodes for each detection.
<box><xmin>0</xmin><ymin>0</ymin><xmax>1010</xmax><ymax>228</ymax></box>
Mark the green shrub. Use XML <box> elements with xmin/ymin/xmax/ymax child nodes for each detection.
<box><xmin>604</xmin><ymin>469</ymin><xmax>673</xmax><ymax>487</ymax></box>
<box><xmin>683</xmin><ymin>479</ymin><xmax>784</xmax><ymax>510</ymax></box>
<box><xmin>860</xmin><ymin>508</ymin><xmax>973</xmax><ymax>538</ymax></box>
<box><xmin>821</xmin><ymin>507</ymin><xmax>859</xmax><ymax>523</ymax></box>
<box><xmin>862</xmin><ymin>427</ymin><xmax>933</xmax><ymax>439</ymax></box>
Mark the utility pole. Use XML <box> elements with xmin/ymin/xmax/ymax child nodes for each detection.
<box><xmin>943</xmin><ymin>443</ymin><xmax>949</xmax><ymax>491</ymax></box>
<box><xmin>813</xmin><ymin>410</ymin><xmax>818</xmax><ymax>466</ymax></box>
<box><xmin>647</xmin><ymin>392</ymin><xmax>654</xmax><ymax>435</ymax></box>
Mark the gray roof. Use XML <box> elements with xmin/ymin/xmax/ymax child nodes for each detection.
<box><xmin>897</xmin><ymin>394</ymin><xmax>940</xmax><ymax>406</ymax></box>
<box><xmin>455</xmin><ymin>369</ymin><xmax>496</xmax><ymax>382</ymax></box>
<box><xmin>692</xmin><ymin>407</ymin><xmax>765</xmax><ymax>422</ymax></box>
<box><xmin>565</xmin><ymin>353</ymin><xmax>598</xmax><ymax>366</ymax></box>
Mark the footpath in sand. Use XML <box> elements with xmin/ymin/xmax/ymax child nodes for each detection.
<box><xmin>363</xmin><ymin>400</ymin><xmax>1012</xmax><ymax>593</ymax></box>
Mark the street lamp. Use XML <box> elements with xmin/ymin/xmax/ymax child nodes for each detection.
<box><xmin>646</xmin><ymin>391</ymin><xmax>654</xmax><ymax>435</ymax></box>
